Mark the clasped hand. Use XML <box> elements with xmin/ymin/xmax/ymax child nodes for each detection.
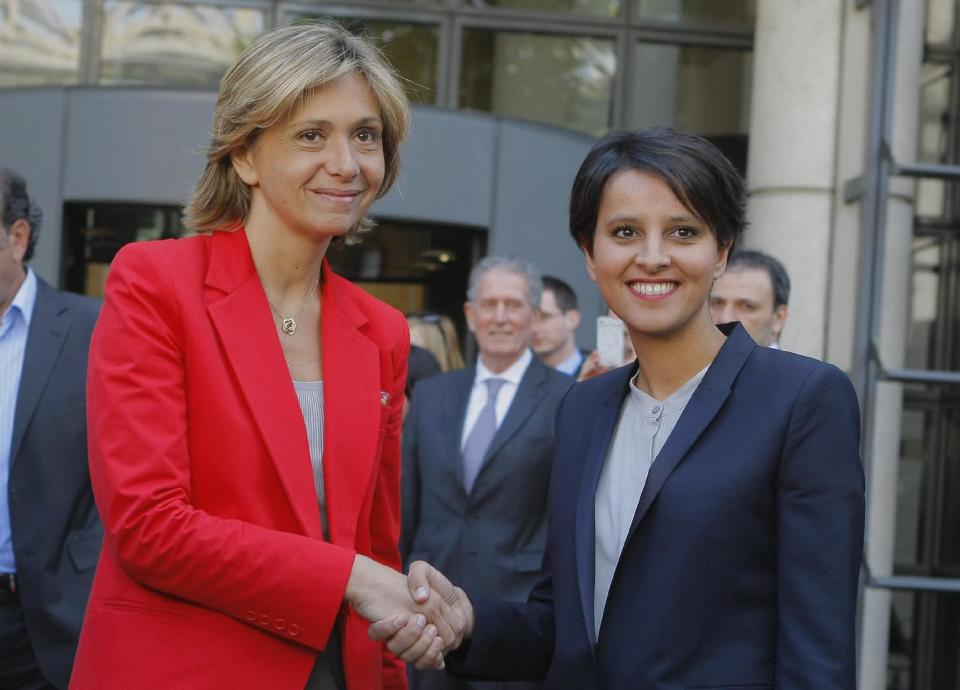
<box><xmin>347</xmin><ymin>556</ymin><xmax>473</xmax><ymax>670</ymax></box>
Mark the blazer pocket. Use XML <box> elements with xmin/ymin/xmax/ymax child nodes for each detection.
<box><xmin>67</xmin><ymin>529</ymin><xmax>103</xmax><ymax>572</ymax></box>
<box><xmin>512</xmin><ymin>551</ymin><xmax>545</xmax><ymax>573</ymax></box>
<box><xmin>99</xmin><ymin>599</ymin><xmax>191</xmax><ymax>620</ymax></box>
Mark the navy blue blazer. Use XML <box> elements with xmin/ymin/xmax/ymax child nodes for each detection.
<box><xmin>449</xmin><ymin>323</ymin><xmax>865</xmax><ymax>690</ymax></box>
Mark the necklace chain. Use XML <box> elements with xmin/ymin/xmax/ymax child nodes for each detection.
<box><xmin>267</xmin><ymin>276</ymin><xmax>319</xmax><ymax>336</ymax></box>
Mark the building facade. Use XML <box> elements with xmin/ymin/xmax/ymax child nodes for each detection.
<box><xmin>1</xmin><ymin>0</ymin><xmax>958</xmax><ymax>687</ymax></box>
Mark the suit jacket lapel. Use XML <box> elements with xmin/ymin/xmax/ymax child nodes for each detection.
<box><xmin>205</xmin><ymin>229</ymin><xmax>323</xmax><ymax>540</ymax></box>
<box><xmin>480</xmin><ymin>358</ymin><xmax>547</xmax><ymax>468</ymax></box>
<box><xmin>446</xmin><ymin>368</ymin><xmax>475</xmax><ymax>491</ymax></box>
<box><xmin>623</xmin><ymin>323</ymin><xmax>755</xmax><ymax>544</ymax></box>
<box><xmin>9</xmin><ymin>281</ymin><xmax>68</xmax><ymax>471</ymax></box>
<box><xmin>319</xmin><ymin>264</ymin><xmax>380</xmax><ymax>548</ymax></box>
<box><xmin>575</xmin><ymin>364</ymin><xmax>633</xmax><ymax>649</ymax></box>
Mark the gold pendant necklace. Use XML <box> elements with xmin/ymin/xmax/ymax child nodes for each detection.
<box><xmin>267</xmin><ymin>276</ymin><xmax>319</xmax><ymax>336</ymax></box>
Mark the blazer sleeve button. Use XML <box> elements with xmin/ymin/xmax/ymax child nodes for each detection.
<box><xmin>245</xmin><ymin>610</ymin><xmax>257</xmax><ymax>622</ymax></box>
<box><xmin>287</xmin><ymin>624</ymin><xmax>300</xmax><ymax>637</ymax></box>
<box><xmin>258</xmin><ymin>614</ymin><xmax>271</xmax><ymax>626</ymax></box>
<box><xmin>273</xmin><ymin>618</ymin><xmax>286</xmax><ymax>631</ymax></box>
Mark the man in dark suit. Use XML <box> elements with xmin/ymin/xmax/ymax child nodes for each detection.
<box><xmin>401</xmin><ymin>256</ymin><xmax>573</xmax><ymax>690</ymax></box>
<box><xmin>0</xmin><ymin>169</ymin><xmax>100</xmax><ymax>689</ymax></box>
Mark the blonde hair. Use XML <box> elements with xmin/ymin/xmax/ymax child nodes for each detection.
<box><xmin>407</xmin><ymin>314</ymin><xmax>464</xmax><ymax>372</ymax></box>
<box><xmin>185</xmin><ymin>21</ymin><xmax>410</xmax><ymax>235</ymax></box>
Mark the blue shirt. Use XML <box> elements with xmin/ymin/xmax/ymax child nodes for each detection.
<box><xmin>555</xmin><ymin>348</ymin><xmax>585</xmax><ymax>377</ymax></box>
<box><xmin>0</xmin><ymin>268</ymin><xmax>37</xmax><ymax>572</ymax></box>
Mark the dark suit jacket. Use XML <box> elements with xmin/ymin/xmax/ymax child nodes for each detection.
<box><xmin>450</xmin><ymin>324</ymin><xmax>865</xmax><ymax>690</ymax></box>
<box><xmin>9</xmin><ymin>278</ymin><xmax>100</xmax><ymax>689</ymax></box>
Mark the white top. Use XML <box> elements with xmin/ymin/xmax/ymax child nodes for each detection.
<box><xmin>292</xmin><ymin>380</ymin><xmax>329</xmax><ymax>540</ymax></box>
<box><xmin>593</xmin><ymin>364</ymin><xmax>708</xmax><ymax>638</ymax></box>
<box><xmin>460</xmin><ymin>348</ymin><xmax>533</xmax><ymax>449</ymax></box>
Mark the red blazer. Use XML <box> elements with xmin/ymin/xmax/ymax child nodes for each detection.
<box><xmin>71</xmin><ymin>228</ymin><xmax>409</xmax><ymax>689</ymax></box>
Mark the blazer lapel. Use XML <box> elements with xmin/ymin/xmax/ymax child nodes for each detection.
<box><xmin>319</xmin><ymin>265</ymin><xmax>380</xmax><ymax>548</ymax></box>
<box><xmin>623</xmin><ymin>323</ymin><xmax>755</xmax><ymax>543</ymax></box>
<box><xmin>9</xmin><ymin>281</ymin><xmax>68</xmax><ymax>470</ymax></box>
<box><xmin>574</xmin><ymin>365</ymin><xmax>633</xmax><ymax>649</ymax></box>
<box><xmin>205</xmin><ymin>229</ymin><xmax>323</xmax><ymax>539</ymax></box>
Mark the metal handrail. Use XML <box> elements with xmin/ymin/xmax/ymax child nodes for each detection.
<box><xmin>867</xmin><ymin>575</ymin><xmax>960</xmax><ymax>593</ymax></box>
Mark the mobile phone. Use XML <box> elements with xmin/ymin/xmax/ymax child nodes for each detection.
<box><xmin>596</xmin><ymin>316</ymin><xmax>627</xmax><ymax>368</ymax></box>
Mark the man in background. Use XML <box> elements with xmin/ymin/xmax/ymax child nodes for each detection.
<box><xmin>531</xmin><ymin>275</ymin><xmax>585</xmax><ymax>377</ymax></box>
<box><xmin>710</xmin><ymin>249</ymin><xmax>790</xmax><ymax>348</ymax></box>
<box><xmin>0</xmin><ymin>169</ymin><xmax>100</xmax><ymax>689</ymax></box>
<box><xmin>401</xmin><ymin>256</ymin><xmax>572</xmax><ymax>690</ymax></box>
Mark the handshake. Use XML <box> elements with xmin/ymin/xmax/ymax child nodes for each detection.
<box><xmin>346</xmin><ymin>555</ymin><xmax>474</xmax><ymax>669</ymax></box>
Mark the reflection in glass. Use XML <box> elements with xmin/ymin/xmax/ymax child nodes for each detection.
<box><xmin>0</xmin><ymin>0</ymin><xmax>81</xmax><ymax>86</ymax></box>
<box><xmin>291</xmin><ymin>15</ymin><xmax>439</xmax><ymax>104</ymax></box>
<box><xmin>460</xmin><ymin>29</ymin><xmax>615</xmax><ymax>135</ymax></box>
<box><xmin>925</xmin><ymin>0</ymin><xmax>955</xmax><ymax>46</ymax></box>
<box><xmin>479</xmin><ymin>0</ymin><xmax>620</xmax><ymax>17</ymax></box>
<box><xmin>100</xmin><ymin>2</ymin><xmax>264</xmax><ymax>87</ymax></box>
<box><xmin>917</xmin><ymin>61</ymin><xmax>951</xmax><ymax>218</ymax></box>
<box><xmin>887</xmin><ymin>591</ymin><xmax>960</xmax><ymax>689</ymax></box>
<box><xmin>907</xmin><ymin>236</ymin><xmax>941</xmax><ymax>371</ymax></box>
<box><xmin>636</xmin><ymin>0</ymin><xmax>755</xmax><ymax>27</ymax></box>
<box><xmin>631</xmin><ymin>42</ymin><xmax>751</xmax><ymax>169</ymax></box>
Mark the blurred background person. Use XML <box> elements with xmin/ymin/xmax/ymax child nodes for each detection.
<box><xmin>404</xmin><ymin>345</ymin><xmax>441</xmax><ymax>421</ymax></box>
<box><xmin>72</xmin><ymin>22</ymin><xmax>458</xmax><ymax>690</ymax></box>
<box><xmin>709</xmin><ymin>249</ymin><xmax>789</xmax><ymax>348</ymax></box>
<box><xmin>407</xmin><ymin>312</ymin><xmax>464</xmax><ymax>373</ymax></box>
<box><xmin>531</xmin><ymin>275</ymin><xmax>586</xmax><ymax>377</ymax></box>
<box><xmin>0</xmin><ymin>169</ymin><xmax>100</xmax><ymax>690</ymax></box>
<box><xmin>401</xmin><ymin>256</ymin><xmax>572</xmax><ymax>690</ymax></box>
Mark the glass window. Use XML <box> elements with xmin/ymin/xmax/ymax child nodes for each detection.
<box><xmin>0</xmin><ymin>0</ymin><xmax>82</xmax><ymax>87</ymax></box>
<box><xmin>635</xmin><ymin>0</ymin><xmax>755</xmax><ymax>28</ymax></box>
<box><xmin>289</xmin><ymin>15</ymin><xmax>440</xmax><ymax>105</ymax></box>
<box><xmin>925</xmin><ymin>0</ymin><xmax>955</xmax><ymax>47</ymax></box>
<box><xmin>887</xmin><ymin>591</ymin><xmax>960</xmax><ymax>689</ymax></box>
<box><xmin>62</xmin><ymin>202</ymin><xmax>185</xmax><ymax>298</ymax></box>
<box><xmin>99</xmin><ymin>2</ymin><xmax>264</xmax><ymax>87</ymax></box>
<box><xmin>479</xmin><ymin>0</ymin><xmax>620</xmax><ymax>18</ymax></box>
<box><xmin>916</xmin><ymin>61</ymin><xmax>952</xmax><ymax>219</ymax></box>
<box><xmin>460</xmin><ymin>29</ymin><xmax>616</xmax><ymax>135</ymax></box>
<box><xmin>631</xmin><ymin>42</ymin><xmax>751</xmax><ymax>170</ymax></box>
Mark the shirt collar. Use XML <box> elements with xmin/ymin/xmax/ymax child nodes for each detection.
<box><xmin>2</xmin><ymin>267</ymin><xmax>37</xmax><ymax>331</ymax></box>
<box><xmin>555</xmin><ymin>348</ymin><xmax>584</xmax><ymax>376</ymax></box>
<box><xmin>476</xmin><ymin>347</ymin><xmax>533</xmax><ymax>387</ymax></box>
<box><xmin>630</xmin><ymin>362</ymin><xmax>709</xmax><ymax>415</ymax></box>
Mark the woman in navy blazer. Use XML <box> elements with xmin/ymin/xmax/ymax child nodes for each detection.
<box><xmin>375</xmin><ymin>129</ymin><xmax>865</xmax><ymax>689</ymax></box>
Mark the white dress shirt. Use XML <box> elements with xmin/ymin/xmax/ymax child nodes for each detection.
<box><xmin>0</xmin><ymin>268</ymin><xmax>37</xmax><ymax>572</ymax></box>
<box><xmin>460</xmin><ymin>348</ymin><xmax>533</xmax><ymax>449</ymax></box>
<box><xmin>593</xmin><ymin>364</ymin><xmax>708</xmax><ymax>637</ymax></box>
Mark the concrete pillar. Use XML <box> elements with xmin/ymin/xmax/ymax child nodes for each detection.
<box><xmin>745</xmin><ymin>0</ymin><xmax>845</xmax><ymax>359</ymax></box>
<box><xmin>858</xmin><ymin>1</ymin><xmax>925</xmax><ymax>687</ymax></box>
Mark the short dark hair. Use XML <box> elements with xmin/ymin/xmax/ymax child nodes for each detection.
<box><xmin>727</xmin><ymin>250</ymin><xmax>791</xmax><ymax>308</ymax></box>
<box><xmin>542</xmin><ymin>275</ymin><xmax>578</xmax><ymax>312</ymax></box>
<box><xmin>569</xmin><ymin>128</ymin><xmax>747</xmax><ymax>255</ymax></box>
<box><xmin>0</xmin><ymin>168</ymin><xmax>43</xmax><ymax>262</ymax></box>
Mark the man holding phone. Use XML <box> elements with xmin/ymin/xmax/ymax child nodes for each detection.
<box><xmin>531</xmin><ymin>276</ymin><xmax>587</xmax><ymax>378</ymax></box>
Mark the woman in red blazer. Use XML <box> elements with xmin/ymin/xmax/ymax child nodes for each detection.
<box><xmin>72</xmin><ymin>22</ymin><xmax>456</xmax><ymax>690</ymax></box>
